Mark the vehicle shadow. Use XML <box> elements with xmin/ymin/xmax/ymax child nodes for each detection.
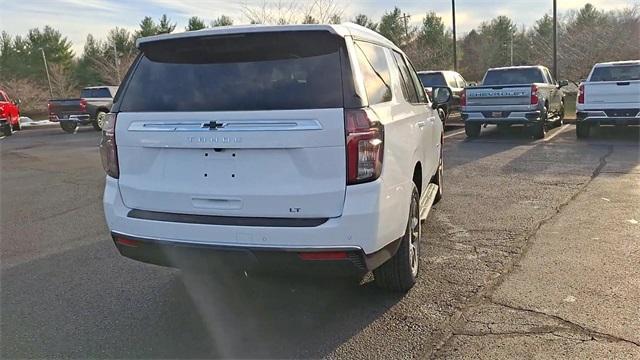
<box><xmin>172</xmin><ymin>269</ymin><xmax>402</xmax><ymax>359</ymax></box>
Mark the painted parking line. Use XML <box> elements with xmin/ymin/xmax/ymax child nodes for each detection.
<box><xmin>444</xmin><ymin>129</ymin><xmax>466</xmax><ymax>139</ymax></box>
<box><xmin>543</xmin><ymin>124</ymin><xmax>571</xmax><ymax>142</ymax></box>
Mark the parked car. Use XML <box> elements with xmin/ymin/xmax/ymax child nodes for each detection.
<box><xmin>48</xmin><ymin>86</ymin><xmax>117</xmax><ymax>133</ymax></box>
<box><xmin>0</xmin><ymin>89</ymin><xmax>21</xmax><ymax>136</ymax></box>
<box><xmin>417</xmin><ymin>70</ymin><xmax>467</xmax><ymax>125</ymax></box>
<box><xmin>576</xmin><ymin>60</ymin><xmax>640</xmax><ymax>138</ymax></box>
<box><xmin>461</xmin><ymin>65</ymin><xmax>568</xmax><ymax>139</ymax></box>
<box><xmin>101</xmin><ymin>24</ymin><xmax>452</xmax><ymax>292</ymax></box>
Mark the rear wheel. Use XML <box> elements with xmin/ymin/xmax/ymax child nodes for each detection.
<box><xmin>60</xmin><ymin>121</ymin><xmax>77</xmax><ymax>134</ymax></box>
<box><xmin>576</xmin><ymin>122</ymin><xmax>590</xmax><ymax>139</ymax></box>
<box><xmin>1</xmin><ymin>123</ymin><xmax>12</xmax><ymax>136</ymax></box>
<box><xmin>465</xmin><ymin>123</ymin><xmax>481</xmax><ymax>138</ymax></box>
<box><xmin>374</xmin><ymin>184</ymin><xmax>420</xmax><ymax>292</ymax></box>
<box><xmin>92</xmin><ymin>111</ymin><xmax>107</xmax><ymax>131</ymax></box>
<box><xmin>557</xmin><ymin>101</ymin><xmax>565</xmax><ymax>125</ymax></box>
<box><xmin>531</xmin><ymin>106</ymin><xmax>547</xmax><ymax>139</ymax></box>
<box><xmin>11</xmin><ymin>118</ymin><xmax>21</xmax><ymax>131</ymax></box>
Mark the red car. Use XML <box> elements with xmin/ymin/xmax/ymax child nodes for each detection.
<box><xmin>0</xmin><ymin>89</ymin><xmax>21</xmax><ymax>136</ymax></box>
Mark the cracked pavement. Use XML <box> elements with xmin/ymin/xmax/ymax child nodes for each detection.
<box><xmin>1</xmin><ymin>125</ymin><xmax>639</xmax><ymax>359</ymax></box>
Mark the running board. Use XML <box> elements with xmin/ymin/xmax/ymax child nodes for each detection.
<box><xmin>419</xmin><ymin>183</ymin><xmax>439</xmax><ymax>221</ymax></box>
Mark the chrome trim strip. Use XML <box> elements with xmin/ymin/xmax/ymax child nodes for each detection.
<box><xmin>128</xmin><ymin>120</ymin><xmax>323</xmax><ymax>132</ymax></box>
<box><xmin>111</xmin><ymin>230</ymin><xmax>362</xmax><ymax>251</ymax></box>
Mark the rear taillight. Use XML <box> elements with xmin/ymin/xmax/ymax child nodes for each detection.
<box><xmin>80</xmin><ymin>98</ymin><xmax>87</xmax><ymax>112</ymax></box>
<box><xmin>460</xmin><ymin>89</ymin><xmax>467</xmax><ymax>107</ymax></box>
<box><xmin>99</xmin><ymin>113</ymin><xmax>119</xmax><ymax>178</ymax></box>
<box><xmin>530</xmin><ymin>84</ymin><xmax>539</xmax><ymax>105</ymax></box>
<box><xmin>47</xmin><ymin>102</ymin><xmax>52</xmax><ymax>114</ymax></box>
<box><xmin>345</xmin><ymin>108</ymin><xmax>384</xmax><ymax>185</ymax></box>
<box><xmin>578</xmin><ymin>83</ymin><xmax>585</xmax><ymax>104</ymax></box>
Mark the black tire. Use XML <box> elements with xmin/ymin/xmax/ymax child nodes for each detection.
<box><xmin>1</xmin><ymin>123</ymin><xmax>12</xmax><ymax>136</ymax></box>
<box><xmin>93</xmin><ymin>111</ymin><xmax>107</xmax><ymax>131</ymax></box>
<box><xmin>531</xmin><ymin>106</ymin><xmax>547</xmax><ymax>139</ymax></box>
<box><xmin>60</xmin><ymin>121</ymin><xmax>78</xmax><ymax>134</ymax></box>
<box><xmin>465</xmin><ymin>123</ymin><xmax>481</xmax><ymax>138</ymax></box>
<box><xmin>11</xmin><ymin>119</ymin><xmax>21</xmax><ymax>131</ymax></box>
<box><xmin>374</xmin><ymin>184</ymin><xmax>421</xmax><ymax>292</ymax></box>
<box><xmin>557</xmin><ymin>101</ymin><xmax>565</xmax><ymax>125</ymax></box>
<box><xmin>576</xmin><ymin>122</ymin><xmax>590</xmax><ymax>139</ymax></box>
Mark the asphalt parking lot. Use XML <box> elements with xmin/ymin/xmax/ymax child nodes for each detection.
<box><xmin>1</xmin><ymin>124</ymin><xmax>638</xmax><ymax>358</ymax></box>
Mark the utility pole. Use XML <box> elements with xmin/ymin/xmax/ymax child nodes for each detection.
<box><xmin>552</xmin><ymin>0</ymin><xmax>558</xmax><ymax>79</ymax></box>
<box><xmin>39</xmin><ymin>48</ymin><xmax>54</xmax><ymax>98</ymax></box>
<box><xmin>510</xmin><ymin>33</ymin><xmax>514</xmax><ymax>66</ymax></box>
<box><xmin>452</xmin><ymin>0</ymin><xmax>457</xmax><ymax>71</ymax></box>
<box><xmin>113</xmin><ymin>41</ymin><xmax>120</xmax><ymax>84</ymax></box>
<box><xmin>400</xmin><ymin>13</ymin><xmax>410</xmax><ymax>41</ymax></box>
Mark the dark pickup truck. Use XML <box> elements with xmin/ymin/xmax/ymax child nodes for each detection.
<box><xmin>48</xmin><ymin>86</ymin><xmax>117</xmax><ymax>133</ymax></box>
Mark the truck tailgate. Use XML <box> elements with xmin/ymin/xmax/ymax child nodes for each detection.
<box><xmin>466</xmin><ymin>85</ymin><xmax>532</xmax><ymax>107</ymax></box>
<box><xmin>583</xmin><ymin>80</ymin><xmax>640</xmax><ymax>108</ymax></box>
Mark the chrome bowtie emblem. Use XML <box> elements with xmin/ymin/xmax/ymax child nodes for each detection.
<box><xmin>202</xmin><ymin>121</ymin><xmax>225</xmax><ymax>130</ymax></box>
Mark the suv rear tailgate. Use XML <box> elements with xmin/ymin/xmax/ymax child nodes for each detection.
<box><xmin>114</xmin><ymin>30</ymin><xmax>348</xmax><ymax>219</ymax></box>
<box><xmin>116</xmin><ymin>110</ymin><xmax>346</xmax><ymax>218</ymax></box>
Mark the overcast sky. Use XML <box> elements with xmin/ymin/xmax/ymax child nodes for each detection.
<box><xmin>2</xmin><ymin>0</ymin><xmax>636</xmax><ymax>55</ymax></box>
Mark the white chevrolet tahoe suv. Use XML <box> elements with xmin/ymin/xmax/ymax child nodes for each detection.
<box><xmin>576</xmin><ymin>60</ymin><xmax>640</xmax><ymax>138</ymax></box>
<box><xmin>101</xmin><ymin>24</ymin><xmax>451</xmax><ymax>292</ymax></box>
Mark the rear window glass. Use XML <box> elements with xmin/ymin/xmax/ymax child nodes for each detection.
<box><xmin>590</xmin><ymin>64</ymin><xmax>640</xmax><ymax>81</ymax></box>
<box><xmin>418</xmin><ymin>73</ymin><xmax>447</xmax><ymax>87</ymax></box>
<box><xmin>482</xmin><ymin>68</ymin><xmax>545</xmax><ymax>85</ymax></box>
<box><xmin>81</xmin><ymin>88</ymin><xmax>111</xmax><ymax>98</ymax></box>
<box><xmin>120</xmin><ymin>32</ymin><xmax>343</xmax><ymax>112</ymax></box>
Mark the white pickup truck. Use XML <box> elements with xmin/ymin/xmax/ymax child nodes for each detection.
<box><xmin>576</xmin><ymin>60</ymin><xmax>640</xmax><ymax>138</ymax></box>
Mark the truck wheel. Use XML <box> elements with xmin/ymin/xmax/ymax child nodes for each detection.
<box><xmin>11</xmin><ymin>119</ymin><xmax>21</xmax><ymax>131</ymax></box>
<box><xmin>557</xmin><ymin>101</ymin><xmax>565</xmax><ymax>125</ymax></box>
<box><xmin>374</xmin><ymin>184</ymin><xmax>420</xmax><ymax>292</ymax></box>
<box><xmin>465</xmin><ymin>123</ymin><xmax>481</xmax><ymax>138</ymax></box>
<box><xmin>93</xmin><ymin>111</ymin><xmax>107</xmax><ymax>131</ymax></box>
<box><xmin>2</xmin><ymin>123</ymin><xmax>13</xmax><ymax>136</ymax></box>
<box><xmin>60</xmin><ymin>122</ymin><xmax>78</xmax><ymax>134</ymax></box>
<box><xmin>576</xmin><ymin>122</ymin><xmax>590</xmax><ymax>139</ymax></box>
<box><xmin>531</xmin><ymin>122</ymin><xmax>546</xmax><ymax>139</ymax></box>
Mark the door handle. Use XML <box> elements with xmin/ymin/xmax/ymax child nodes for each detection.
<box><xmin>417</xmin><ymin>121</ymin><xmax>426</xmax><ymax>128</ymax></box>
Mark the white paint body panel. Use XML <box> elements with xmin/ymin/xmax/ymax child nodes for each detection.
<box><xmin>103</xmin><ymin>31</ymin><xmax>442</xmax><ymax>256</ymax></box>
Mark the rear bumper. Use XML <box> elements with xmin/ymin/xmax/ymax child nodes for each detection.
<box><xmin>49</xmin><ymin>114</ymin><xmax>92</xmax><ymax>124</ymax></box>
<box><xmin>112</xmin><ymin>232</ymin><xmax>376</xmax><ymax>276</ymax></box>
<box><xmin>462</xmin><ymin>110</ymin><xmax>543</xmax><ymax>125</ymax></box>
<box><xmin>576</xmin><ymin>110</ymin><xmax>640</xmax><ymax>126</ymax></box>
<box><xmin>104</xmin><ymin>175</ymin><xmax>409</xmax><ymax>271</ymax></box>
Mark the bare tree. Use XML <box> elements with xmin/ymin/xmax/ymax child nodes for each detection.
<box><xmin>48</xmin><ymin>63</ymin><xmax>78</xmax><ymax>98</ymax></box>
<box><xmin>89</xmin><ymin>52</ymin><xmax>136</xmax><ymax>86</ymax></box>
<box><xmin>241</xmin><ymin>0</ymin><xmax>344</xmax><ymax>25</ymax></box>
<box><xmin>0</xmin><ymin>78</ymin><xmax>48</xmax><ymax>114</ymax></box>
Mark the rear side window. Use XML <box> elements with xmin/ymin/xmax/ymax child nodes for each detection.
<box><xmin>392</xmin><ymin>51</ymin><xmax>418</xmax><ymax>103</ymax></box>
<box><xmin>590</xmin><ymin>64</ymin><xmax>640</xmax><ymax>81</ymax></box>
<box><xmin>354</xmin><ymin>41</ymin><xmax>392</xmax><ymax>105</ymax></box>
<box><xmin>120</xmin><ymin>32</ymin><xmax>343</xmax><ymax>111</ymax></box>
<box><xmin>81</xmin><ymin>88</ymin><xmax>112</xmax><ymax>98</ymax></box>
<box><xmin>482</xmin><ymin>68</ymin><xmax>545</xmax><ymax>85</ymax></box>
<box><xmin>418</xmin><ymin>73</ymin><xmax>447</xmax><ymax>87</ymax></box>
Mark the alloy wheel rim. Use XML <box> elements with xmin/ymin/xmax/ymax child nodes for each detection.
<box><xmin>97</xmin><ymin>113</ymin><xmax>106</xmax><ymax>129</ymax></box>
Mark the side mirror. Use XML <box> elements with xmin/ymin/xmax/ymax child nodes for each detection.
<box><xmin>431</xmin><ymin>87</ymin><xmax>452</xmax><ymax>109</ymax></box>
<box><xmin>558</xmin><ymin>79</ymin><xmax>569</xmax><ymax>88</ymax></box>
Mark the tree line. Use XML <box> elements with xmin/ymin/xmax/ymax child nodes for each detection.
<box><xmin>0</xmin><ymin>2</ymin><xmax>638</xmax><ymax>115</ymax></box>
